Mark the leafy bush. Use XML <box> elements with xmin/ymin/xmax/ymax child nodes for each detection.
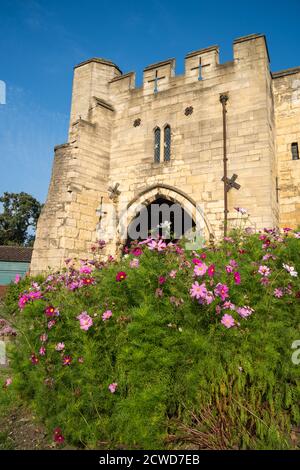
<box><xmin>2</xmin><ymin>229</ymin><xmax>300</xmax><ymax>449</ymax></box>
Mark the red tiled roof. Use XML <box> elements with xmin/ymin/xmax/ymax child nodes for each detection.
<box><xmin>0</xmin><ymin>245</ymin><xmax>33</xmax><ymax>262</ymax></box>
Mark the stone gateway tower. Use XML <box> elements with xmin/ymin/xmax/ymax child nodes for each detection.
<box><xmin>31</xmin><ymin>34</ymin><xmax>300</xmax><ymax>274</ymax></box>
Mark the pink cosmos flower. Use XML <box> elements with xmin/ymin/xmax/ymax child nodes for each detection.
<box><xmin>158</xmin><ymin>276</ymin><xmax>166</xmax><ymax>285</ymax></box>
<box><xmin>222</xmin><ymin>301</ymin><xmax>236</xmax><ymax>310</ymax></box>
<box><xmin>62</xmin><ymin>355</ymin><xmax>72</xmax><ymax>366</ymax></box>
<box><xmin>130</xmin><ymin>258</ymin><xmax>139</xmax><ymax>268</ymax></box>
<box><xmin>14</xmin><ymin>274</ymin><xmax>21</xmax><ymax>284</ymax></box>
<box><xmin>214</xmin><ymin>283</ymin><xmax>229</xmax><ymax>301</ymax></box>
<box><xmin>48</xmin><ymin>320</ymin><xmax>56</xmax><ymax>329</ymax></box>
<box><xmin>258</xmin><ymin>265</ymin><xmax>271</xmax><ymax>277</ymax></box>
<box><xmin>262</xmin><ymin>253</ymin><xmax>276</xmax><ymax>261</ymax></box>
<box><xmin>260</xmin><ymin>276</ymin><xmax>270</xmax><ymax>286</ymax></box>
<box><xmin>30</xmin><ymin>354</ymin><xmax>39</xmax><ymax>365</ymax></box>
<box><xmin>237</xmin><ymin>306</ymin><xmax>254</xmax><ymax>318</ymax></box>
<box><xmin>234</xmin><ymin>207</ymin><xmax>247</xmax><ymax>215</ymax></box>
<box><xmin>4</xmin><ymin>377</ymin><xmax>12</xmax><ymax>388</ymax></box>
<box><xmin>274</xmin><ymin>288</ymin><xmax>283</xmax><ymax>298</ymax></box>
<box><xmin>215</xmin><ymin>305</ymin><xmax>222</xmax><ymax>315</ymax></box>
<box><xmin>229</xmin><ymin>259</ymin><xmax>238</xmax><ymax>268</ymax></box>
<box><xmin>116</xmin><ymin>271</ymin><xmax>127</xmax><ymax>282</ymax></box>
<box><xmin>221</xmin><ymin>314</ymin><xmax>235</xmax><ymax>328</ymax></box>
<box><xmin>108</xmin><ymin>382</ymin><xmax>118</xmax><ymax>393</ymax></box>
<box><xmin>78</xmin><ymin>357</ymin><xmax>84</xmax><ymax>363</ymax></box>
<box><xmin>203</xmin><ymin>291</ymin><xmax>214</xmax><ymax>305</ymax></box>
<box><xmin>40</xmin><ymin>333</ymin><xmax>48</xmax><ymax>343</ymax></box>
<box><xmin>234</xmin><ymin>271</ymin><xmax>241</xmax><ymax>285</ymax></box>
<box><xmin>77</xmin><ymin>312</ymin><xmax>93</xmax><ymax>331</ymax></box>
<box><xmin>39</xmin><ymin>347</ymin><xmax>46</xmax><ymax>356</ymax></box>
<box><xmin>294</xmin><ymin>232</ymin><xmax>300</xmax><ymax>239</ymax></box>
<box><xmin>102</xmin><ymin>310</ymin><xmax>112</xmax><ymax>321</ymax></box>
<box><xmin>155</xmin><ymin>288</ymin><xmax>163</xmax><ymax>298</ymax></box>
<box><xmin>169</xmin><ymin>270</ymin><xmax>177</xmax><ymax>278</ymax></box>
<box><xmin>55</xmin><ymin>342</ymin><xmax>65</xmax><ymax>351</ymax></box>
<box><xmin>226</xmin><ymin>264</ymin><xmax>233</xmax><ymax>273</ymax></box>
<box><xmin>194</xmin><ymin>262</ymin><xmax>208</xmax><ymax>277</ymax></box>
<box><xmin>207</xmin><ymin>264</ymin><xmax>215</xmax><ymax>278</ymax></box>
<box><xmin>190</xmin><ymin>281</ymin><xmax>207</xmax><ymax>300</ymax></box>
<box><xmin>283</xmin><ymin>263</ymin><xmax>298</xmax><ymax>277</ymax></box>
<box><xmin>192</xmin><ymin>257</ymin><xmax>201</xmax><ymax>265</ymax></box>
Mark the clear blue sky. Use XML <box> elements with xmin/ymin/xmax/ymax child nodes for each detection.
<box><xmin>0</xmin><ymin>0</ymin><xmax>300</xmax><ymax>203</ymax></box>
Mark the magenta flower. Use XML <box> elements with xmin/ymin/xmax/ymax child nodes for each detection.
<box><xmin>108</xmin><ymin>382</ymin><xmax>118</xmax><ymax>393</ymax></box>
<box><xmin>55</xmin><ymin>342</ymin><xmax>65</xmax><ymax>351</ymax></box>
<box><xmin>158</xmin><ymin>276</ymin><xmax>166</xmax><ymax>285</ymax></box>
<box><xmin>234</xmin><ymin>271</ymin><xmax>241</xmax><ymax>285</ymax></box>
<box><xmin>225</xmin><ymin>265</ymin><xmax>233</xmax><ymax>273</ymax></box>
<box><xmin>214</xmin><ymin>283</ymin><xmax>229</xmax><ymax>301</ymax></box>
<box><xmin>45</xmin><ymin>306</ymin><xmax>59</xmax><ymax>318</ymax></box>
<box><xmin>62</xmin><ymin>355</ymin><xmax>72</xmax><ymax>366</ymax></box>
<box><xmin>131</xmin><ymin>247</ymin><xmax>142</xmax><ymax>256</ymax></box>
<box><xmin>79</xmin><ymin>265</ymin><xmax>92</xmax><ymax>275</ymax></box>
<box><xmin>14</xmin><ymin>274</ymin><xmax>21</xmax><ymax>284</ymax></box>
<box><xmin>116</xmin><ymin>271</ymin><xmax>127</xmax><ymax>282</ymax></box>
<box><xmin>30</xmin><ymin>354</ymin><xmax>39</xmax><ymax>365</ymax></box>
<box><xmin>221</xmin><ymin>314</ymin><xmax>235</xmax><ymax>328</ymax></box>
<box><xmin>53</xmin><ymin>427</ymin><xmax>65</xmax><ymax>445</ymax></box>
<box><xmin>102</xmin><ymin>310</ymin><xmax>113</xmax><ymax>321</ymax></box>
<box><xmin>18</xmin><ymin>294</ymin><xmax>29</xmax><ymax>310</ymax></box>
<box><xmin>194</xmin><ymin>262</ymin><xmax>208</xmax><ymax>277</ymax></box>
<box><xmin>207</xmin><ymin>264</ymin><xmax>215</xmax><ymax>278</ymax></box>
<box><xmin>77</xmin><ymin>312</ymin><xmax>93</xmax><ymax>331</ymax></box>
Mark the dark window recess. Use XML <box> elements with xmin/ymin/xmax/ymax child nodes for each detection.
<box><xmin>291</xmin><ymin>142</ymin><xmax>299</xmax><ymax>160</ymax></box>
<box><xmin>164</xmin><ymin>125</ymin><xmax>171</xmax><ymax>162</ymax></box>
<box><xmin>154</xmin><ymin>128</ymin><xmax>160</xmax><ymax>162</ymax></box>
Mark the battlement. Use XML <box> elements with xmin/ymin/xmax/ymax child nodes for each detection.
<box><xmin>71</xmin><ymin>33</ymin><xmax>271</xmax><ymax>110</ymax></box>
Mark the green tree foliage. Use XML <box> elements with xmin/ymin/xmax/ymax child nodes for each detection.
<box><xmin>0</xmin><ymin>192</ymin><xmax>42</xmax><ymax>246</ymax></box>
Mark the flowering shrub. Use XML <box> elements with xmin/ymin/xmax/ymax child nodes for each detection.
<box><xmin>1</xmin><ymin>228</ymin><xmax>300</xmax><ymax>449</ymax></box>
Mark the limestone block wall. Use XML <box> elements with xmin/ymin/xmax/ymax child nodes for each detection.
<box><xmin>108</xmin><ymin>34</ymin><xmax>277</xmax><ymax>238</ymax></box>
<box><xmin>32</xmin><ymin>33</ymin><xmax>300</xmax><ymax>274</ymax></box>
<box><xmin>273</xmin><ymin>68</ymin><xmax>300</xmax><ymax>228</ymax></box>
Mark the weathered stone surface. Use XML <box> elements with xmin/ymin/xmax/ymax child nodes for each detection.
<box><xmin>30</xmin><ymin>34</ymin><xmax>300</xmax><ymax>274</ymax></box>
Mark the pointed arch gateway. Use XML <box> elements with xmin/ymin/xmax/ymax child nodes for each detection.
<box><xmin>122</xmin><ymin>184</ymin><xmax>214</xmax><ymax>246</ymax></box>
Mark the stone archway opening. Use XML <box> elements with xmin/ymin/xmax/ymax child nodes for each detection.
<box><xmin>126</xmin><ymin>197</ymin><xmax>196</xmax><ymax>246</ymax></box>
